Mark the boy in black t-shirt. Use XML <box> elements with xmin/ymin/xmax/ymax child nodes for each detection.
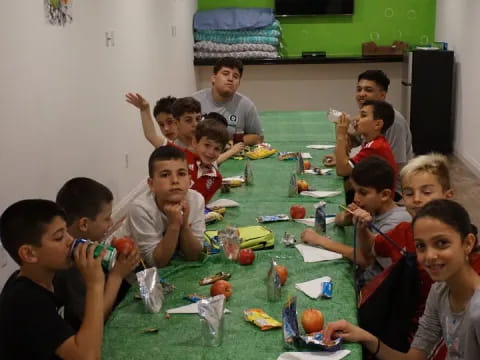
<box><xmin>0</xmin><ymin>199</ymin><xmax>105</xmax><ymax>359</ymax></box>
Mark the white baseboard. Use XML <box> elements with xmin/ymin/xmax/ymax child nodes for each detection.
<box><xmin>453</xmin><ymin>151</ymin><xmax>480</xmax><ymax>179</ymax></box>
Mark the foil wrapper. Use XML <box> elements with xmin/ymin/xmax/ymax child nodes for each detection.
<box><xmin>136</xmin><ymin>267</ymin><xmax>164</xmax><ymax>313</ymax></box>
<box><xmin>198</xmin><ymin>294</ymin><xmax>226</xmax><ymax>347</ymax></box>
<box><xmin>267</xmin><ymin>258</ymin><xmax>282</xmax><ymax>302</ymax></box>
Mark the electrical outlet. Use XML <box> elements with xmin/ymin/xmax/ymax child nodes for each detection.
<box><xmin>124</xmin><ymin>153</ymin><xmax>129</xmax><ymax>168</ymax></box>
<box><xmin>105</xmin><ymin>31</ymin><xmax>115</xmax><ymax>47</ymax></box>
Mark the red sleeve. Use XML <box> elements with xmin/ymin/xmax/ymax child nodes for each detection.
<box><xmin>374</xmin><ymin>222</ymin><xmax>412</xmax><ymax>262</ymax></box>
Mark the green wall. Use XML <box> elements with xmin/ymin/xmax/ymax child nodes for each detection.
<box><xmin>197</xmin><ymin>0</ymin><xmax>436</xmax><ymax>57</ymax></box>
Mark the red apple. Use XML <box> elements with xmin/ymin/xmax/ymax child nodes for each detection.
<box><xmin>111</xmin><ymin>236</ymin><xmax>135</xmax><ymax>255</ymax></box>
<box><xmin>297</xmin><ymin>179</ymin><xmax>309</xmax><ymax>192</ymax></box>
<box><xmin>276</xmin><ymin>265</ymin><xmax>288</xmax><ymax>286</ymax></box>
<box><xmin>290</xmin><ymin>205</ymin><xmax>306</xmax><ymax>219</ymax></box>
<box><xmin>238</xmin><ymin>248</ymin><xmax>255</xmax><ymax>265</ymax></box>
<box><xmin>210</xmin><ymin>280</ymin><xmax>233</xmax><ymax>299</ymax></box>
<box><xmin>304</xmin><ymin>160</ymin><xmax>311</xmax><ymax>170</ymax></box>
<box><xmin>301</xmin><ymin>309</ymin><xmax>324</xmax><ymax>334</ymax></box>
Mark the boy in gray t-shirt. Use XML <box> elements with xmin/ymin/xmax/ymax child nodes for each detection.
<box><xmin>302</xmin><ymin>156</ymin><xmax>410</xmax><ymax>278</ymax></box>
<box><xmin>192</xmin><ymin>57</ymin><xmax>263</xmax><ymax>146</ymax></box>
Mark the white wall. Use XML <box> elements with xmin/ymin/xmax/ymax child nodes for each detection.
<box><xmin>436</xmin><ymin>0</ymin><xmax>480</xmax><ymax>174</ymax></box>
<box><xmin>0</xmin><ymin>0</ymin><xmax>197</xmax><ymax>213</ymax></box>
<box><xmin>195</xmin><ymin>62</ymin><xmax>402</xmax><ymax>116</ymax></box>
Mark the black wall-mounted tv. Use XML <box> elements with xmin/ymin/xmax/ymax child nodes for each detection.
<box><xmin>275</xmin><ymin>0</ymin><xmax>354</xmax><ymax>16</ymax></box>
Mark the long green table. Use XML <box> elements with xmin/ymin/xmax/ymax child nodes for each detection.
<box><xmin>102</xmin><ymin>112</ymin><xmax>361</xmax><ymax>360</ymax></box>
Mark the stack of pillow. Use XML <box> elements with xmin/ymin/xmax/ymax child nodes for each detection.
<box><xmin>193</xmin><ymin>8</ymin><xmax>281</xmax><ymax>60</ymax></box>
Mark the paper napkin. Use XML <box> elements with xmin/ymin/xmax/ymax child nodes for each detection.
<box><xmin>206</xmin><ymin>199</ymin><xmax>240</xmax><ymax>209</ymax></box>
<box><xmin>301</xmin><ymin>152</ymin><xmax>313</xmax><ymax>159</ymax></box>
<box><xmin>295</xmin><ymin>276</ymin><xmax>332</xmax><ymax>299</ymax></box>
<box><xmin>277</xmin><ymin>350</ymin><xmax>351</xmax><ymax>360</ymax></box>
<box><xmin>295</xmin><ymin>244</ymin><xmax>343</xmax><ymax>263</ymax></box>
<box><xmin>166</xmin><ymin>302</ymin><xmax>230</xmax><ymax>314</ymax></box>
<box><xmin>300</xmin><ymin>191</ymin><xmax>341</xmax><ymax>198</ymax></box>
<box><xmin>306</xmin><ymin>145</ymin><xmax>335</xmax><ymax>150</ymax></box>
<box><xmin>293</xmin><ymin>217</ymin><xmax>335</xmax><ymax>227</ymax></box>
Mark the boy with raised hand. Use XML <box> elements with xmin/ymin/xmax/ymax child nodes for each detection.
<box><xmin>126</xmin><ymin>93</ymin><xmax>230</xmax><ymax>203</ymax></box>
<box><xmin>301</xmin><ymin>156</ymin><xmax>411</xmax><ymax>281</ymax></box>
<box><xmin>54</xmin><ymin>177</ymin><xmax>140</xmax><ymax>331</ymax></box>
<box><xmin>126</xmin><ymin>146</ymin><xmax>205</xmax><ymax>268</ymax></box>
<box><xmin>0</xmin><ymin>199</ymin><xmax>104</xmax><ymax>359</ymax></box>
<box><xmin>331</xmin><ymin>100</ymin><xmax>397</xmax><ymax>178</ymax></box>
<box><xmin>153</xmin><ymin>95</ymin><xmax>178</xmax><ymax>141</ymax></box>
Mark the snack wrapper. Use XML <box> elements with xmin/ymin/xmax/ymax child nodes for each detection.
<box><xmin>199</xmin><ymin>272</ymin><xmax>232</xmax><ymax>286</ymax></box>
<box><xmin>282</xmin><ymin>232</ymin><xmax>297</xmax><ymax>247</ymax></box>
<box><xmin>267</xmin><ymin>258</ymin><xmax>282</xmax><ymax>302</ymax></box>
<box><xmin>256</xmin><ymin>214</ymin><xmax>290</xmax><ymax>223</ymax></box>
<box><xmin>245</xmin><ymin>143</ymin><xmax>278</xmax><ymax>160</ymax></box>
<box><xmin>218</xmin><ymin>226</ymin><xmax>241</xmax><ymax>261</ymax></box>
<box><xmin>198</xmin><ymin>295</ymin><xmax>226</xmax><ymax>347</ymax></box>
<box><xmin>136</xmin><ymin>267</ymin><xmax>164</xmax><ymax>313</ymax></box>
<box><xmin>282</xmin><ymin>296</ymin><xmax>342</xmax><ymax>352</ymax></box>
<box><xmin>244</xmin><ymin>308</ymin><xmax>282</xmax><ymax>331</ymax></box>
<box><xmin>278</xmin><ymin>152</ymin><xmax>297</xmax><ymax>161</ymax></box>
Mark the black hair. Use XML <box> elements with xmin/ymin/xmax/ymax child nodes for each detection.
<box><xmin>195</xmin><ymin>118</ymin><xmax>229</xmax><ymax>149</ymax></box>
<box><xmin>153</xmin><ymin>96</ymin><xmax>177</xmax><ymax>119</ymax></box>
<box><xmin>148</xmin><ymin>146</ymin><xmax>186</xmax><ymax>177</ymax></box>
<box><xmin>413</xmin><ymin>199</ymin><xmax>478</xmax><ymax>246</ymax></box>
<box><xmin>203</xmin><ymin>112</ymin><xmax>228</xmax><ymax>127</ymax></box>
<box><xmin>351</xmin><ymin>156</ymin><xmax>395</xmax><ymax>192</ymax></box>
<box><xmin>171</xmin><ymin>97</ymin><xmax>201</xmax><ymax>119</ymax></box>
<box><xmin>358</xmin><ymin>70</ymin><xmax>390</xmax><ymax>92</ymax></box>
<box><xmin>56</xmin><ymin>177</ymin><xmax>113</xmax><ymax>226</ymax></box>
<box><xmin>0</xmin><ymin>199</ymin><xmax>66</xmax><ymax>264</ymax></box>
<box><xmin>361</xmin><ymin>100</ymin><xmax>395</xmax><ymax>133</ymax></box>
<box><xmin>213</xmin><ymin>57</ymin><xmax>244</xmax><ymax>77</ymax></box>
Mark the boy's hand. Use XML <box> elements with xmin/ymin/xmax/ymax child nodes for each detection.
<box><xmin>110</xmin><ymin>246</ymin><xmax>140</xmax><ymax>279</ymax></box>
<box><xmin>301</xmin><ymin>229</ymin><xmax>329</xmax><ymax>247</ymax></box>
<box><xmin>231</xmin><ymin>142</ymin><xmax>245</xmax><ymax>155</ymax></box>
<box><xmin>323</xmin><ymin>154</ymin><xmax>336</xmax><ymax>167</ymax></box>
<box><xmin>125</xmin><ymin>92</ymin><xmax>149</xmax><ymax>112</ymax></box>
<box><xmin>74</xmin><ymin>242</ymin><xmax>105</xmax><ymax>287</ymax></box>
<box><xmin>336</xmin><ymin>113</ymin><xmax>349</xmax><ymax>138</ymax></box>
<box><xmin>352</xmin><ymin>208</ymin><xmax>372</xmax><ymax>230</ymax></box>
<box><xmin>180</xmin><ymin>200</ymin><xmax>190</xmax><ymax>229</ymax></box>
<box><xmin>163</xmin><ymin>203</ymin><xmax>184</xmax><ymax>228</ymax></box>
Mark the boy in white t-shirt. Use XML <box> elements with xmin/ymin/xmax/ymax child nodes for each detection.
<box><xmin>127</xmin><ymin>146</ymin><xmax>205</xmax><ymax>268</ymax></box>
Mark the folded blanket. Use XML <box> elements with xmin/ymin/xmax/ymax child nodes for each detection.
<box><xmin>193</xmin><ymin>8</ymin><xmax>275</xmax><ymax>31</ymax></box>
<box><xmin>194</xmin><ymin>50</ymin><xmax>280</xmax><ymax>59</ymax></box>
<box><xmin>194</xmin><ymin>33</ymin><xmax>279</xmax><ymax>46</ymax></box>
<box><xmin>194</xmin><ymin>41</ymin><xmax>278</xmax><ymax>53</ymax></box>
<box><xmin>196</xmin><ymin>28</ymin><xmax>281</xmax><ymax>38</ymax></box>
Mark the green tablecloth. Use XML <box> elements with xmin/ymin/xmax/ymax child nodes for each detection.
<box><xmin>102</xmin><ymin>112</ymin><xmax>361</xmax><ymax>360</ymax></box>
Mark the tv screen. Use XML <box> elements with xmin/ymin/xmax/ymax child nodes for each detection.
<box><xmin>275</xmin><ymin>0</ymin><xmax>354</xmax><ymax>16</ymax></box>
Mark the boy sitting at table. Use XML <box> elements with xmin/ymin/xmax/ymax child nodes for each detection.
<box><xmin>153</xmin><ymin>95</ymin><xmax>178</xmax><ymax>141</ymax></box>
<box><xmin>0</xmin><ymin>199</ymin><xmax>105</xmax><ymax>359</ymax></box>
<box><xmin>328</xmin><ymin>99</ymin><xmax>397</xmax><ymax>179</ymax></box>
<box><xmin>126</xmin><ymin>146</ymin><xmax>206</xmax><ymax>268</ymax></box>
<box><xmin>126</xmin><ymin>93</ymin><xmax>231</xmax><ymax>203</ymax></box>
<box><xmin>301</xmin><ymin>156</ymin><xmax>410</xmax><ymax>282</ymax></box>
<box><xmin>54</xmin><ymin>177</ymin><xmax>140</xmax><ymax>331</ymax></box>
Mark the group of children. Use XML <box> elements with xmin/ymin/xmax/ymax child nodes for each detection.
<box><xmin>0</xmin><ymin>57</ymin><xmax>479</xmax><ymax>359</ymax></box>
